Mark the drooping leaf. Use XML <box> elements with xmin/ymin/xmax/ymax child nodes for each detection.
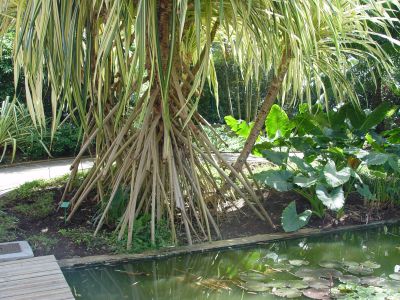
<box><xmin>254</xmin><ymin>170</ymin><xmax>294</xmax><ymax>192</ymax></box>
<box><xmin>363</xmin><ymin>152</ymin><xmax>389</xmax><ymax>166</ymax></box>
<box><xmin>261</xmin><ymin>149</ymin><xmax>288</xmax><ymax>165</ymax></box>
<box><xmin>315</xmin><ymin>185</ymin><xmax>345</xmax><ymax>211</ymax></box>
<box><xmin>289</xmin><ymin>156</ymin><xmax>314</xmax><ymax>172</ymax></box>
<box><xmin>293</xmin><ymin>175</ymin><xmax>318</xmax><ymax>188</ymax></box>
<box><xmin>281</xmin><ymin>201</ymin><xmax>312</xmax><ymax>232</ymax></box>
<box><xmin>360</xmin><ymin>102</ymin><xmax>398</xmax><ymax>132</ymax></box>
<box><xmin>356</xmin><ymin>184</ymin><xmax>374</xmax><ymax>200</ymax></box>
<box><xmin>323</xmin><ymin>160</ymin><xmax>351</xmax><ymax>188</ymax></box>
<box><xmin>265</xmin><ymin>104</ymin><xmax>290</xmax><ymax>139</ymax></box>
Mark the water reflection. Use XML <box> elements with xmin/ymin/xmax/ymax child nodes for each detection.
<box><xmin>64</xmin><ymin>225</ymin><xmax>400</xmax><ymax>299</ymax></box>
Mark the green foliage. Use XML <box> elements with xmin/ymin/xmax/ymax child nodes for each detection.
<box><xmin>0</xmin><ymin>98</ymin><xmax>33</xmax><ymax>162</ymax></box>
<box><xmin>21</xmin><ymin>122</ymin><xmax>82</xmax><ymax>160</ymax></box>
<box><xmin>26</xmin><ymin>234</ymin><xmax>58</xmax><ymax>252</ymax></box>
<box><xmin>59</xmin><ymin>214</ymin><xmax>171</xmax><ymax>253</ymax></box>
<box><xmin>227</xmin><ymin>102</ymin><xmax>400</xmax><ymax>230</ymax></box>
<box><xmin>281</xmin><ymin>201</ymin><xmax>312</xmax><ymax>232</ymax></box>
<box><xmin>12</xmin><ymin>191</ymin><xmax>54</xmax><ymax>219</ymax></box>
<box><xmin>265</xmin><ymin>104</ymin><xmax>291</xmax><ymax>139</ymax></box>
<box><xmin>203</xmin><ymin>125</ymin><xmax>245</xmax><ymax>152</ymax></box>
<box><xmin>3</xmin><ymin>172</ymin><xmax>86</xmax><ymax>204</ymax></box>
<box><xmin>0</xmin><ymin>211</ymin><xmax>18</xmax><ymax>242</ymax></box>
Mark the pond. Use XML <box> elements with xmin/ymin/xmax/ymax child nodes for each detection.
<box><xmin>63</xmin><ymin>224</ymin><xmax>400</xmax><ymax>299</ymax></box>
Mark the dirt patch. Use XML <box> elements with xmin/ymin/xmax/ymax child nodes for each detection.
<box><xmin>218</xmin><ymin>190</ymin><xmax>400</xmax><ymax>239</ymax></box>
<box><xmin>1</xmin><ymin>185</ymin><xmax>400</xmax><ymax>260</ymax></box>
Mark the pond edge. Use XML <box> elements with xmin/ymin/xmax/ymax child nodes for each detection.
<box><xmin>58</xmin><ymin>218</ymin><xmax>400</xmax><ymax>268</ymax></box>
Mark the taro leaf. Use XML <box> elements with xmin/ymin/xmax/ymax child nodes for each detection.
<box><xmin>290</xmin><ymin>156</ymin><xmax>314</xmax><ymax>172</ymax></box>
<box><xmin>323</xmin><ymin>160</ymin><xmax>351</xmax><ymax>188</ymax></box>
<box><xmin>254</xmin><ymin>170</ymin><xmax>294</xmax><ymax>192</ymax></box>
<box><xmin>345</xmin><ymin>103</ymin><xmax>366</xmax><ymax>130</ymax></box>
<box><xmin>272</xmin><ymin>287</ymin><xmax>302</xmax><ymax>298</ymax></box>
<box><xmin>356</xmin><ymin>184</ymin><xmax>374</xmax><ymax>201</ymax></box>
<box><xmin>363</xmin><ymin>152</ymin><xmax>389</xmax><ymax>166</ymax></box>
<box><xmin>261</xmin><ymin>149</ymin><xmax>288</xmax><ymax>165</ymax></box>
<box><xmin>316</xmin><ymin>185</ymin><xmax>345</xmax><ymax>211</ymax></box>
<box><xmin>224</xmin><ymin>115</ymin><xmax>239</xmax><ymax>131</ymax></box>
<box><xmin>302</xmin><ymin>288</ymin><xmax>330</xmax><ymax>300</ymax></box>
<box><xmin>388</xmin><ymin>156</ymin><xmax>400</xmax><ymax>173</ymax></box>
<box><xmin>281</xmin><ymin>201</ymin><xmax>312</xmax><ymax>232</ymax></box>
<box><xmin>294</xmin><ymin>175</ymin><xmax>318</xmax><ymax>188</ymax></box>
<box><xmin>265</xmin><ymin>104</ymin><xmax>291</xmax><ymax>139</ymax></box>
<box><xmin>359</xmin><ymin>102</ymin><xmax>397</xmax><ymax>132</ymax></box>
<box><xmin>224</xmin><ymin>116</ymin><xmax>253</xmax><ymax>138</ymax></box>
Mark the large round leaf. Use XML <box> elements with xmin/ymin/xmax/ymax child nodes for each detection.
<box><xmin>254</xmin><ymin>170</ymin><xmax>294</xmax><ymax>192</ymax></box>
<box><xmin>265</xmin><ymin>104</ymin><xmax>291</xmax><ymax>138</ymax></box>
<box><xmin>323</xmin><ymin>160</ymin><xmax>351</xmax><ymax>188</ymax></box>
<box><xmin>316</xmin><ymin>185</ymin><xmax>345</xmax><ymax>211</ymax></box>
<box><xmin>281</xmin><ymin>201</ymin><xmax>312</xmax><ymax>232</ymax></box>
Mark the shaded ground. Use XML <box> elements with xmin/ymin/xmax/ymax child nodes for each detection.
<box><xmin>1</xmin><ymin>181</ymin><xmax>400</xmax><ymax>260</ymax></box>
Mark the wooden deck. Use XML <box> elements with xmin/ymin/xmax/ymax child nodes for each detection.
<box><xmin>0</xmin><ymin>255</ymin><xmax>74</xmax><ymax>300</ymax></box>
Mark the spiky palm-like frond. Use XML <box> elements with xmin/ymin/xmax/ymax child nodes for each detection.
<box><xmin>0</xmin><ymin>0</ymin><xmax>398</xmax><ymax>247</ymax></box>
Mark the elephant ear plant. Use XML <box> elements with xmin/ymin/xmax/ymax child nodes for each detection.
<box><xmin>226</xmin><ymin>103</ymin><xmax>400</xmax><ymax>232</ymax></box>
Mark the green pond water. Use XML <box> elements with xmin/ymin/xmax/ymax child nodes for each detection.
<box><xmin>63</xmin><ymin>224</ymin><xmax>400</xmax><ymax>299</ymax></box>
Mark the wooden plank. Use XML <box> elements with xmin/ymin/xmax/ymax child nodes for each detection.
<box><xmin>0</xmin><ymin>274</ymin><xmax>63</xmax><ymax>289</ymax></box>
<box><xmin>2</xmin><ymin>287</ymin><xmax>74</xmax><ymax>300</ymax></box>
<box><xmin>1</xmin><ymin>261</ymin><xmax>60</xmax><ymax>275</ymax></box>
<box><xmin>1</xmin><ymin>282</ymin><xmax>69</xmax><ymax>298</ymax></box>
<box><xmin>0</xmin><ymin>256</ymin><xmax>74</xmax><ymax>299</ymax></box>
<box><xmin>0</xmin><ymin>255</ymin><xmax>54</xmax><ymax>267</ymax></box>
<box><xmin>0</xmin><ymin>269</ymin><xmax>63</xmax><ymax>283</ymax></box>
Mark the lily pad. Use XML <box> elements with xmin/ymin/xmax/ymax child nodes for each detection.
<box><xmin>389</xmin><ymin>273</ymin><xmax>400</xmax><ymax>281</ymax></box>
<box><xmin>315</xmin><ymin>268</ymin><xmax>343</xmax><ymax>279</ymax></box>
<box><xmin>319</xmin><ymin>260</ymin><xmax>342</xmax><ymax>269</ymax></box>
<box><xmin>265</xmin><ymin>280</ymin><xmax>289</xmax><ymax>289</ymax></box>
<box><xmin>286</xmin><ymin>280</ymin><xmax>309</xmax><ymax>289</ymax></box>
<box><xmin>289</xmin><ymin>259</ymin><xmax>310</xmax><ymax>266</ymax></box>
<box><xmin>242</xmin><ymin>281</ymin><xmax>271</xmax><ymax>292</ymax></box>
<box><xmin>361</xmin><ymin>260</ymin><xmax>381</xmax><ymax>269</ymax></box>
<box><xmin>302</xmin><ymin>288</ymin><xmax>330</xmax><ymax>300</ymax></box>
<box><xmin>294</xmin><ymin>268</ymin><xmax>320</xmax><ymax>279</ymax></box>
<box><xmin>360</xmin><ymin>276</ymin><xmax>386</xmax><ymax>287</ymax></box>
<box><xmin>342</xmin><ymin>261</ymin><xmax>360</xmax><ymax>268</ymax></box>
<box><xmin>272</xmin><ymin>287</ymin><xmax>302</xmax><ymax>298</ymax></box>
<box><xmin>339</xmin><ymin>275</ymin><xmax>360</xmax><ymax>284</ymax></box>
<box><xmin>347</xmin><ymin>265</ymin><xmax>374</xmax><ymax>276</ymax></box>
<box><xmin>239</xmin><ymin>271</ymin><xmax>266</xmax><ymax>282</ymax></box>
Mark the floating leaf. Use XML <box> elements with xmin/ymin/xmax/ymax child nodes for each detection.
<box><xmin>302</xmin><ymin>288</ymin><xmax>330</xmax><ymax>300</ymax></box>
<box><xmin>254</xmin><ymin>170</ymin><xmax>294</xmax><ymax>192</ymax></box>
<box><xmin>306</xmin><ymin>278</ymin><xmax>333</xmax><ymax>289</ymax></box>
<box><xmin>289</xmin><ymin>259</ymin><xmax>310</xmax><ymax>266</ymax></box>
<box><xmin>342</xmin><ymin>261</ymin><xmax>360</xmax><ymax>268</ymax></box>
<box><xmin>323</xmin><ymin>160</ymin><xmax>351</xmax><ymax>188</ymax></box>
<box><xmin>316</xmin><ymin>185</ymin><xmax>345</xmax><ymax>211</ymax></box>
<box><xmin>389</xmin><ymin>273</ymin><xmax>400</xmax><ymax>281</ymax></box>
<box><xmin>265</xmin><ymin>280</ymin><xmax>289</xmax><ymax>289</ymax></box>
<box><xmin>339</xmin><ymin>275</ymin><xmax>360</xmax><ymax>284</ymax></box>
<box><xmin>242</xmin><ymin>281</ymin><xmax>270</xmax><ymax>292</ymax></box>
<box><xmin>239</xmin><ymin>271</ymin><xmax>266</xmax><ymax>282</ymax></box>
<box><xmin>281</xmin><ymin>202</ymin><xmax>312</xmax><ymax>232</ymax></box>
<box><xmin>361</xmin><ymin>261</ymin><xmax>381</xmax><ymax>269</ymax></box>
<box><xmin>347</xmin><ymin>265</ymin><xmax>373</xmax><ymax>276</ymax></box>
<box><xmin>319</xmin><ymin>261</ymin><xmax>342</xmax><ymax>269</ymax></box>
<box><xmin>360</xmin><ymin>276</ymin><xmax>386</xmax><ymax>287</ymax></box>
<box><xmin>272</xmin><ymin>287</ymin><xmax>302</xmax><ymax>298</ymax></box>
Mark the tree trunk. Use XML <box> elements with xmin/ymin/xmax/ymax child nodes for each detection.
<box><xmin>231</xmin><ymin>50</ymin><xmax>291</xmax><ymax>173</ymax></box>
